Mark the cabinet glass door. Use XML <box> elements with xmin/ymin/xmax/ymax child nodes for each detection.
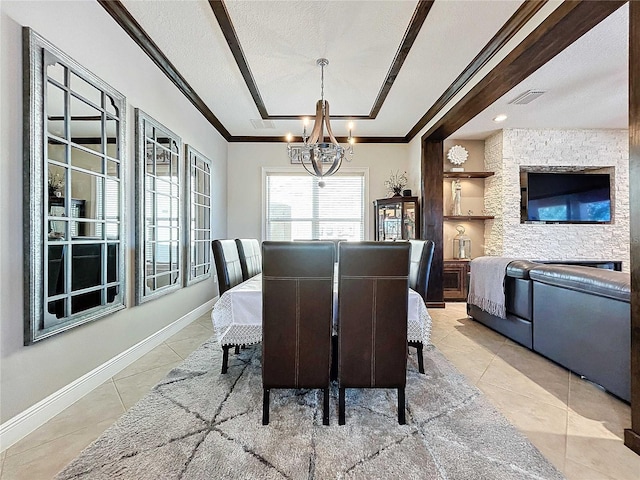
<box><xmin>378</xmin><ymin>202</ymin><xmax>402</xmax><ymax>240</ymax></box>
<box><xmin>403</xmin><ymin>201</ymin><xmax>417</xmax><ymax>239</ymax></box>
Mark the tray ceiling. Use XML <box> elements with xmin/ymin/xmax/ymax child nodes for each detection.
<box><xmin>115</xmin><ymin>0</ymin><xmax>628</xmax><ymax>141</ymax></box>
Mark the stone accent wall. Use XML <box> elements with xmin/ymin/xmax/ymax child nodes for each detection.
<box><xmin>483</xmin><ymin>129</ymin><xmax>630</xmax><ymax>271</ymax></box>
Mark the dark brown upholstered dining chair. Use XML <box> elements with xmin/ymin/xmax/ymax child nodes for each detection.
<box><xmin>212</xmin><ymin>239</ymin><xmax>244</xmax><ymax>295</ymax></box>
<box><xmin>261</xmin><ymin>241</ymin><xmax>335</xmax><ymax>425</ymax></box>
<box><xmin>337</xmin><ymin>241</ymin><xmax>411</xmax><ymax>425</ymax></box>
<box><xmin>235</xmin><ymin>238</ymin><xmax>262</xmax><ymax>281</ymax></box>
<box><xmin>211</xmin><ymin>239</ymin><xmax>245</xmax><ymax>373</ymax></box>
<box><xmin>408</xmin><ymin>239</ymin><xmax>435</xmax><ymax>373</ymax></box>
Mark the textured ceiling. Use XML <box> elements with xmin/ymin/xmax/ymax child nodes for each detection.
<box><xmin>453</xmin><ymin>2</ymin><xmax>629</xmax><ymax>140</ymax></box>
<box><xmin>118</xmin><ymin>0</ymin><xmax>628</xmax><ymax>141</ymax></box>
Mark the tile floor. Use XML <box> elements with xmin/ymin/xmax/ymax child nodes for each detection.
<box><xmin>2</xmin><ymin>304</ymin><xmax>640</xmax><ymax>479</ymax></box>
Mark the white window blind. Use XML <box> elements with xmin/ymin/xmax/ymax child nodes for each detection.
<box><xmin>265</xmin><ymin>172</ymin><xmax>365</xmax><ymax>241</ymax></box>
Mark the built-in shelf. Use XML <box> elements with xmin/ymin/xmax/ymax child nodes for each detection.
<box><xmin>443</xmin><ymin>171</ymin><xmax>494</xmax><ymax>178</ymax></box>
<box><xmin>444</xmin><ymin>215</ymin><xmax>494</xmax><ymax>221</ymax></box>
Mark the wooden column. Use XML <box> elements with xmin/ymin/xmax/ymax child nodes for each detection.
<box><xmin>625</xmin><ymin>0</ymin><xmax>640</xmax><ymax>456</ymax></box>
<box><xmin>421</xmin><ymin>138</ymin><xmax>444</xmax><ymax>307</ymax></box>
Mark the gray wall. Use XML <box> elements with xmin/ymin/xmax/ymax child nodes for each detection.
<box><xmin>0</xmin><ymin>1</ymin><xmax>227</xmax><ymax>422</ymax></box>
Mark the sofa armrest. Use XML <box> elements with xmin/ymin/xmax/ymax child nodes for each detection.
<box><xmin>530</xmin><ymin>265</ymin><xmax>630</xmax><ymax>302</ymax></box>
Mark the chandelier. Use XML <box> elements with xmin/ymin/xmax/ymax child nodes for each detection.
<box><xmin>286</xmin><ymin>58</ymin><xmax>354</xmax><ymax>187</ymax></box>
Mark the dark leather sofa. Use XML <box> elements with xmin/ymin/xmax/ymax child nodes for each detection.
<box><xmin>468</xmin><ymin>261</ymin><xmax>631</xmax><ymax>402</ymax></box>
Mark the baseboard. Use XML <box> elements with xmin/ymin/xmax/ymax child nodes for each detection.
<box><xmin>0</xmin><ymin>298</ymin><xmax>216</xmax><ymax>452</ymax></box>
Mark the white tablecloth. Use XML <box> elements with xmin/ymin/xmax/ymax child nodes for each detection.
<box><xmin>211</xmin><ymin>274</ymin><xmax>432</xmax><ymax>347</ymax></box>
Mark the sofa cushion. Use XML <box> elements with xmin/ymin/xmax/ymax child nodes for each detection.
<box><xmin>506</xmin><ymin>260</ymin><xmax>540</xmax><ymax>279</ymax></box>
<box><xmin>529</xmin><ymin>265</ymin><xmax>630</xmax><ymax>302</ymax></box>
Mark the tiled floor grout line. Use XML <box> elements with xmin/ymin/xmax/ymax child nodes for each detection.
<box><xmin>475</xmin><ymin>341</ymin><xmax>505</xmax><ymax>385</ymax></box>
<box><xmin>111</xmin><ymin>377</ymin><xmax>127</xmax><ymax>414</ymax></box>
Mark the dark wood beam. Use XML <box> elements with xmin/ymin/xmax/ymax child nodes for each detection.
<box><xmin>229</xmin><ymin>136</ymin><xmax>406</xmax><ymax>143</ymax></box>
<box><xmin>625</xmin><ymin>0</ymin><xmax>640</xmax><ymax>457</ymax></box>
<box><xmin>406</xmin><ymin>0</ymin><xmax>547</xmax><ymax>141</ymax></box>
<box><xmin>97</xmin><ymin>0</ymin><xmax>231</xmax><ymax>140</ymax></box>
<box><xmin>422</xmin><ymin>139</ymin><xmax>444</xmax><ymax>305</ymax></box>
<box><xmin>208</xmin><ymin>0</ymin><xmax>268</xmax><ymax>119</ymax></box>
<box><xmin>208</xmin><ymin>0</ymin><xmax>433</xmax><ymax>121</ymax></box>
<box><xmin>369</xmin><ymin>0</ymin><xmax>434</xmax><ymax>118</ymax></box>
<box><xmin>269</xmin><ymin>115</ymin><xmax>371</xmax><ymax>121</ymax></box>
<box><xmin>421</xmin><ymin>0</ymin><xmax>626</xmax><ymax>141</ymax></box>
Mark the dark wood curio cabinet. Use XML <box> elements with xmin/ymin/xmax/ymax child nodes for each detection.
<box><xmin>373</xmin><ymin>196</ymin><xmax>420</xmax><ymax>241</ymax></box>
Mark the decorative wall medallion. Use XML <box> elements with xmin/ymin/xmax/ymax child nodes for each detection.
<box><xmin>447</xmin><ymin>145</ymin><xmax>468</xmax><ymax>171</ymax></box>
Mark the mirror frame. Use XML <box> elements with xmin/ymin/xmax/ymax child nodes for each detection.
<box><xmin>135</xmin><ymin>109</ymin><xmax>184</xmax><ymax>304</ymax></box>
<box><xmin>23</xmin><ymin>28</ymin><xmax>127</xmax><ymax>344</ymax></box>
<box><xmin>185</xmin><ymin>145</ymin><xmax>213</xmax><ymax>286</ymax></box>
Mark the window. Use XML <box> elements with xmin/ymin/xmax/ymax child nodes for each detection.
<box><xmin>264</xmin><ymin>170</ymin><xmax>366</xmax><ymax>241</ymax></box>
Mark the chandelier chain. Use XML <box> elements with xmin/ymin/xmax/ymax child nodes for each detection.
<box><xmin>320</xmin><ymin>61</ymin><xmax>324</xmax><ymax>103</ymax></box>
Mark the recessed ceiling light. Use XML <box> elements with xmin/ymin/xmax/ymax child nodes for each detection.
<box><xmin>493</xmin><ymin>114</ymin><xmax>508</xmax><ymax>123</ymax></box>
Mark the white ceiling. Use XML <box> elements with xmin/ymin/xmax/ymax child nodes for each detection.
<box><xmin>118</xmin><ymin>0</ymin><xmax>629</xmax><ymax>141</ymax></box>
<box><xmin>453</xmin><ymin>1</ymin><xmax>629</xmax><ymax>140</ymax></box>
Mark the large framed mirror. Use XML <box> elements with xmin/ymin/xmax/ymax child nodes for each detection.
<box><xmin>185</xmin><ymin>145</ymin><xmax>212</xmax><ymax>285</ymax></box>
<box><xmin>135</xmin><ymin>110</ymin><xmax>183</xmax><ymax>303</ymax></box>
<box><xmin>23</xmin><ymin>28</ymin><xmax>127</xmax><ymax>344</ymax></box>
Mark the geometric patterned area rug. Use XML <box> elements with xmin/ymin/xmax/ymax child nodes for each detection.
<box><xmin>56</xmin><ymin>339</ymin><xmax>564</xmax><ymax>479</ymax></box>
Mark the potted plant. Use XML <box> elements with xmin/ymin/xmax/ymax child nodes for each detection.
<box><xmin>384</xmin><ymin>170</ymin><xmax>408</xmax><ymax>197</ymax></box>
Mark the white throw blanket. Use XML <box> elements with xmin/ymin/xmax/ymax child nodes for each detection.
<box><xmin>467</xmin><ymin>256</ymin><xmax>516</xmax><ymax>319</ymax></box>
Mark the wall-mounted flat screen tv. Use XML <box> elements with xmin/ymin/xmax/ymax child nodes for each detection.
<box><xmin>525</xmin><ymin>172</ymin><xmax>611</xmax><ymax>223</ymax></box>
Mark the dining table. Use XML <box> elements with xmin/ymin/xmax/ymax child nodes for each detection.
<box><xmin>211</xmin><ymin>273</ymin><xmax>432</xmax><ymax>349</ymax></box>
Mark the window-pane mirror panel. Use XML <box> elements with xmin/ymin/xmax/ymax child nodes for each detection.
<box><xmin>46</xmin><ymin>60</ymin><xmax>65</xmax><ymax>84</ymax></box>
<box><xmin>70</xmin><ymin>71</ymin><xmax>102</xmax><ymax>107</ymax></box>
<box><xmin>46</xmin><ymin>81</ymin><xmax>66</xmax><ymax>138</ymax></box>
<box><xmin>47</xmin><ymin>137</ymin><xmax>66</xmax><ymax>163</ymax></box>
<box><xmin>105</xmin><ymin>118</ymin><xmax>119</xmax><ymax>158</ymax></box>
<box><xmin>106</xmin><ymin>159</ymin><xmax>119</xmax><ymax>178</ymax></box>
<box><xmin>71</xmin><ymin>243</ymin><xmax>103</xmax><ymax>291</ymax></box>
<box><xmin>185</xmin><ymin>145</ymin><xmax>212</xmax><ymax>286</ymax></box>
<box><xmin>69</xmin><ymin>95</ymin><xmax>103</xmax><ymax>154</ymax></box>
<box><xmin>135</xmin><ymin>109</ymin><xmax>183</xmax><ymax>303</ymax></box>
<box><xmin>71</xmin><ymin>146</ymin><xmax>102</xmax><ymax>173</ymax></box>
<box><xmin>24</xmin><ymin>28</ymin><xmax>126</xmax><ymax>344</ymax></box>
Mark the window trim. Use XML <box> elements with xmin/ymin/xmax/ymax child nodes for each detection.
<box><xmin>261</xmin><ymin>167</ymin><xmax>370</xmax><ymax>241</ymax></box>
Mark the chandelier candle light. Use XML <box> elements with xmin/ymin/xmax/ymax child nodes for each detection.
<box><xmin>286</xmin><ymin>58</ymin><xmax>355</xmax><ymax>187</ymax></box>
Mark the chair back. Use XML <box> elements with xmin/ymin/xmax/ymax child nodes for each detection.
<box><xmin>408</xmin><ymin>239</ymin><xmax>435</xmax><ymax>301</ymax></box>
<box><xmin>235</xmin><ymin>238</ymin><xmax>262</xmax><ymax>280</ymax></box>
<box><xmin>338</xmin><ymin>241</ymin><xmax>410</xmax><ymax>388</ymax></box>
<box><xmin>211</xmin><ymin>239</ymin><xmax>243</xmax><ymax>295</ymax></box>
<box><xmin>262</xmin><ymin>241</ymin><xmax>335</xmax><ymax>389</ymax></box>
<box><xmin>294</xmin><ymin>238</ymin><xmax>345</xmax><ymax>260</ymax></box>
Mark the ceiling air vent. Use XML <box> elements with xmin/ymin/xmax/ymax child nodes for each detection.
<box><xmin>250</xmin><ymin>119</ymin><xmax>276</xmax><ymax>129</ymax></box>
<box><xmin>508</xmin><ymin>90</ymin><xmax>546</xmax><ymax>105</ymax></box>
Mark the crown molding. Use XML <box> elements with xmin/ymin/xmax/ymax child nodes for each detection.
<box><xmin>97</xmin><ymin>0</ymin><xmax>232</xmax><ymax>140</ymax></box>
